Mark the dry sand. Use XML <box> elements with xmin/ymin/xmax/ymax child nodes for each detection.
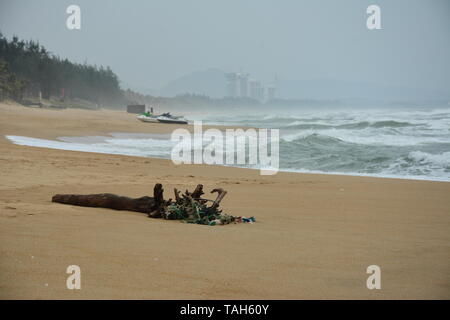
<box><xmin>0</xmin><ymin>102</ymin><xmax>449</xmax><ymax>299</ymax></box>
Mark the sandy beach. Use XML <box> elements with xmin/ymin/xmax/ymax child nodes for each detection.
<box><xmin>0</xmin><ymin>102</ymin><xmax>449</xmax><ymax>299</ymax></box>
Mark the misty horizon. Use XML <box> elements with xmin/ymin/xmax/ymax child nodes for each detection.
<box><xmin>1</xmin><ymin>0</ymin><xmax>449</xmax><ymax>102</ymax></box>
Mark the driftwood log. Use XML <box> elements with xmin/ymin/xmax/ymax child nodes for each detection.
<box><xmin>51</xmin><ymin>183</ymin><xmax>228</xmax><ymax>218</ymax></box>
<box><xmin>51</xmin><ymin>183</ymin><xmax>165</xmax><ymax>214</ymax></box>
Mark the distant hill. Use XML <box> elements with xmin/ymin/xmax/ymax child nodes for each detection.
<box><xmin>159</xmin><ymin>68</ymin><xmax>226</xmax><ymax>98</ymax></box>
<box><xmin>126</xmin><ymin>68</ymin><xmax>450</xmax><ymax>104</ymax></box>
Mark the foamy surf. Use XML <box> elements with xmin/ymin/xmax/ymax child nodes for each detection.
<box><xmin>6</xmin><ymin>107</ymin><xmax>450</xmax><ymax>182</ymax></box>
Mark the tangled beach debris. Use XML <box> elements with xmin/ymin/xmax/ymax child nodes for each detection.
<box><xmin>52</xmin><ymin>183</ymin><xmax>255</xmax><ymax>226</ymax></box>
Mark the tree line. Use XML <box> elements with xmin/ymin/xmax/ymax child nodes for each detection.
<box><xmin>0</xmin><ymin>32</ymin><xmax>125</xmax><ymax>106</ymax></box>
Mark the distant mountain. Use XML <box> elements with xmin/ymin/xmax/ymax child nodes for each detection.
<box><xmin>126</xmin><ymin>70</ymin><xmax>449</xmax><ymax>103</ymax></box>
<box><xmin>158</xmin><ymin>68</ymin><xmax>226</xmax><ymax>98</ymax></box>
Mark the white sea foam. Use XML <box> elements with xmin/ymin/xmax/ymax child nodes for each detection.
<box><xmin>6</xmin><ymin>135</ymin><xmax>174</xmax><ymax>158</ymax></box>
<box><xmin>407</xmin><ymin>151</ymin><xmax>450</xmax><ymax>167</ymax></box>
<box><xmin>281</xmin><ymin>129</ymin><xmax>449</xmax><ymax>146</ymax></box>
<box><xmin>5</xmin><ymin>107</ymin><xmax>450</xmax><ymax>182</ymax></box>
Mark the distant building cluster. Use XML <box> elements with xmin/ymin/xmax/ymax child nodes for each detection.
<box><xmin>225</xmin><ymin>72</ymin><xmax>276</xmax><ymax>102</ymax></box>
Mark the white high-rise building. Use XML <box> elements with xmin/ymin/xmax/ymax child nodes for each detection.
<box><xmin>238</xmin><ymin>73</ymin><xmax>249</xmax><ymax>98</ymax></box>
<box><xmin>266</xmin><ymin>85</ymin><xmax>276</xmax><ymax>101</ymax></box>
<box><xmin>225</xmin><ymin>73</ymin><xmax>239</xmax><ymax>97</ymax></box>
<box><xmin>225</xmin><ymin>72</ymin><xmax>273</xmax><ymax>100</ymax></box>
<box><xmin>249</xmin><ymin>79</ymin><xmax>263</xmax><ymax>101</ymax></box>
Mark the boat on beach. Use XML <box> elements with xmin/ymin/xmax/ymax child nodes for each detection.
<box><xmin>137</xmin><ymin>112</ymin><xmax>188</xmax><ymax>124</ymax></box>
<box><xmin>136</xmin><ymin>114</ymin><xmax>159</xmax><ymax>123</ymax></box>
<box><xmin>156</xmin><ymin>116</ymin><xmax>188</xmax><ymax>124</ymax></box>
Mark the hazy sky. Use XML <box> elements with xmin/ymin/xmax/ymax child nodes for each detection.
<box><xmin>1</xmin><ymin>0</ymin><xmax>449</xmax><ymax>95</ymax></box>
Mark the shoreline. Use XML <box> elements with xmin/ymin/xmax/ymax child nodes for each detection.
<box><xmin>5</xmin><ymin>131</ymin><xmax>450</xmax><ymax>183</ymax></box>
<box><xmin>1</xmin><ymin>102</ymin><xmax>449</xmax><ymax>299</ymax></box>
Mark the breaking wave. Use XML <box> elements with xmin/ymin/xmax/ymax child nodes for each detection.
<box><xmin>5</xmin><ymin>107</ymin><xmax>450</xmax><ymax>182</ymax></box>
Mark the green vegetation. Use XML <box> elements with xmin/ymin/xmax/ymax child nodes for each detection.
<box><xmin>0</xmin><ymin>32</ymin><xmax>125</xmax><ymax>107</ymax></box>
<box><xmin>0</xmin><ymin>58</ymin><xmax>24</xmax><ymax>101</ymax></box>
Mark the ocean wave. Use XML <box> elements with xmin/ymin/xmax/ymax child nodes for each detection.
<box><xmin>407</xmin><ymin>151</ymin><xmax>450</xmax><ymax>168</ymax></box>
<box><xmin>6</xmin><ymin>133</ymin><xmax>450</xmax><ymax>182</ymax></box>
<box><xmin>283</xmin><ymin>120</ymin><xmax>416</xmax><ymax>130</ymax></box>
<box><xmin>103</xmin><ymin>138</ymin><xmax>174</xmax><ymax>149</ymax></box>
<box><xmin>281</xmin><ymin>132</ymin><xmax>345</xmax><ymax>145</ymax></box>
<box><xmin>284</xmin><ymin>122</ymin><xmax>334</xmax><ymax>130</ymax></box>
<box><xmin>381</xmin><ymin>151</ymin><xmax>450</xmax><ymax>180</ymax></box>
<box><xmin>281</xmin><ymin>128</ymin><xmax>449</xmax><ymax>146</ymax></box>
<box><xmin>5</xmin><ymin>135</ymin><xmax>172</xmax><ymax>158</ymax></box>
<box><xmin>6</xmin><ymin>107</ymin><xmax>450</xmax><ymax>182</ymax></box>
<box><xmin>276</xmin><ymin>167</ymin><xmax>450</xmax><ymax>182</ymax></box>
